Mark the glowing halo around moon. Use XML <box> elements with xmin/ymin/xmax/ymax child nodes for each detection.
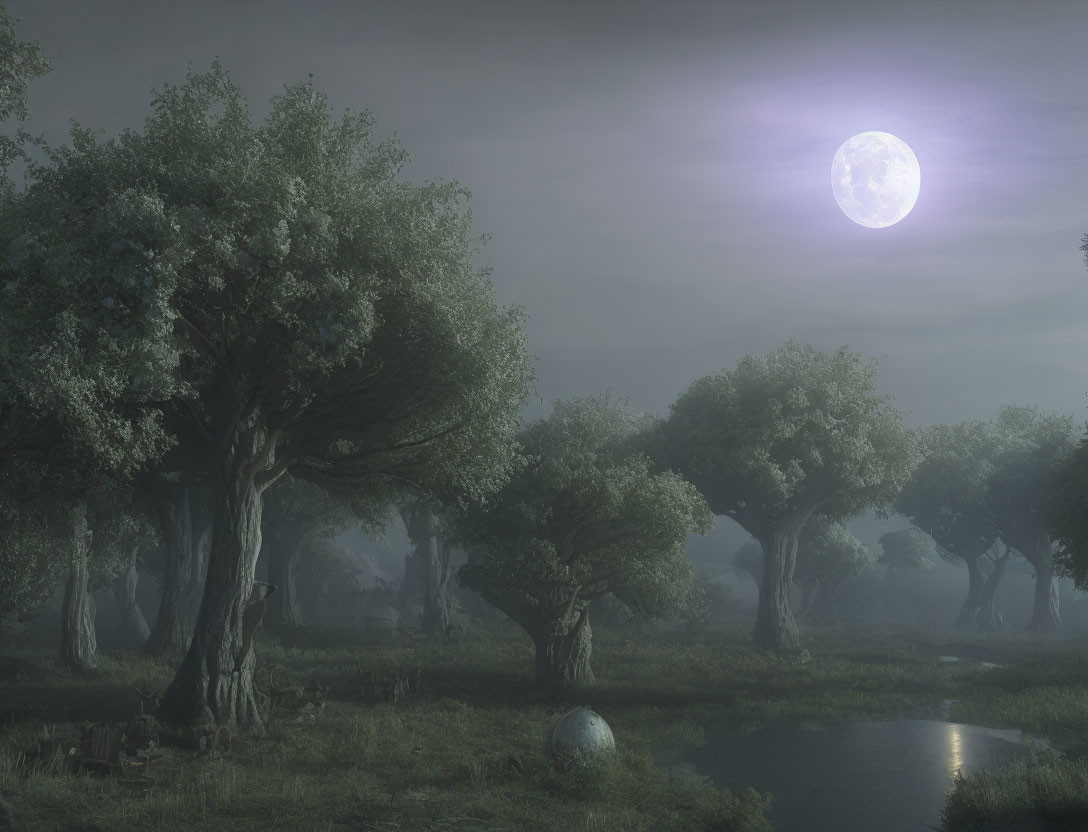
<box><xmin>831</xmin><ymin>131</ymin><xmax>920</xmax><ymax>228</ymax></box>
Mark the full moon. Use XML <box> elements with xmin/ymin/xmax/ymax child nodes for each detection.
<box><xmin>831</xmin><ymin>131</ymin><xmax>921</xmax><ymax>228</ymax></box>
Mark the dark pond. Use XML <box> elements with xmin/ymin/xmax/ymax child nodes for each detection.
<box><xmin>659</xmin><ymin>720</ymin><xmax>1050</xmax><ymax>832</ymax></box>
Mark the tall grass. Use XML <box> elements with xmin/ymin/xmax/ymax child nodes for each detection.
<box><xmin>2</xmin><ymin>621</ymin><xmax>1087</xmax><ymax>830</ymax></box>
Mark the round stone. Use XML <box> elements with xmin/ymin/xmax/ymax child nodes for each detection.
<box><xmin>547</xmin><ymin>707</ymin><xmax>616</xmax><ymax>770</ymax></box>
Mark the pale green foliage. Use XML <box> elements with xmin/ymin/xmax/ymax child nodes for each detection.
<box><xmin>1</xmin><ymin>143</ymin><xmax>183</xmax><ymax>477</ymax></box>
<box><xmin>895</xmin><ymin>420</ymin><xmax>1001</xmax><ymax>561</ymax></box>
<box><xmin>131</xmin><ymin>62</ymin><xmax>525</xmax><ymax>500</ymax></box>
<box><xmin>0</xmin><ymin>5</ymin><xmax>52</xmax><ymax>190</ymax></box>
<box><xmin>657</xmin><ymin>341</ymin><xmax>920</xmax><ymax>532</ymax></box>
<box><xmin>878</xmin><ymin>527</ymin><xmax>938</xmax><ymax>578</ymax></box>
<box><xmin>5</xmin><ymin>60</ymin><xmax>532</xmax><ymax>510</ymax></box>
<box><xmin>795</xmin><ymin>515</ymin><xmax>875</xmax><ymax>586</ymax></box>
<box><xmin>453</xmin><ymin>396</ymin><xmax>714</xmax><ymax>625</ymax></box>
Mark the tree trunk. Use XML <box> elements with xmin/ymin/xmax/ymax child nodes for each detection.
<box><xmin>532</xmin><ymin>604</ymin><xmax>594</xmax><ymax>690</ymax></box>
<box><xmin>753</xmin><ymin>517</ymin><xmax>808</xmax><ymax>652</ymax></box>
<box><xmin>430</xmin><ymin>540</ymin><xmax>455</xmax><ymax>635</ymax></box>
<box><xmin>398</xmin><ymin>528</ymin><xmax>426</xmax><ymax>626</ymax></box>
<box><xmin>1024</xmin><ymin>540</ymin><xmax>1062</xmax><ymax>633</ymax></box>
<box><xmin>267</xmin><ymin>531</ymin><xmax>306</xmax><ymax>629</ymax></box>
<box><xmin>401</xmin><ymin>506</ymin><xmax>454</xmax><ymax>635</ymax></box>
<box><xmin>145</xmin><ymin>486</ymin><xmax>193</xmax><ymax>654</ymax></box>
<box><xmin>60</xmin><ymin>511</ymin><xmax>96</xmax><ymax>672</ymax></box>
<box><xmin>158</xmin><ymin>450</ymin><xmax>273</xmax><ymax>732</ymax></box>
<box><xmin>112</xmin><ymin>545</ymin><xmax>150</xmax><ymax>647</ymax></box>
<box><xmin>954</xmin><ymin>555</ymin><xmax>986</xmax><ymax>628</ymax></box>
<box><xmin>420</xmin><ymin>535</ymin><xmax>453</xmax><ymax>636</ymax></box>
<box><xmin>975</xmin><ymin>549</ymin><xmax>1011</xmax><ymax>631</ymax></box>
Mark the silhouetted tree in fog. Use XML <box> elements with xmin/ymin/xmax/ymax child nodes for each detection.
<box><xmin>985</xmin><ymin>405</ymin><xmax>1075</xmax><ymax>633</ymax></box>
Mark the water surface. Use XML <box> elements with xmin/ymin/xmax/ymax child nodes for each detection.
<box><xmin>661</xmin><ymin>720</ymin><xmax>1049</xmax><ymax>832</ymax></box>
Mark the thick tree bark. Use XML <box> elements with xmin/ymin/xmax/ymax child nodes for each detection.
<box><xmin>422</xmin><ymin>539</ymin><xmax>454</xmax><ymax>636</ymax></box>
<box><xmin>398</xmin><ymin>541</ymin><xmax>426</xmax><ymax>626</ymax></box>
<box><xmin>112</xmin><ymin>545</ymin><xmax>150</xmax><ymax>647</ymax></box>
<box><xmin>532</xmin><ymin>604</ymin><xmax>594</xmax><ymax>689</ymax></box>
<box><xmin>753</xmin><ymin>516</ymin><xmax>809</xmax><ymax>652</ymax></box>
<box><xmin>975</xmin><ymin>549</ymin><xmax>1011</xmax><ymax>631</ymax></box>
<box><xmin>400</xmin><ymin>506</ymin><xmax>454</xmax><ymax>635</ymax></box>
<box><xmin>60</xmin><ymin>515</ymin><xmax>96</xmax><ymax>672</ymax></box>
<box><xmin>954</xmin><ymin>555</ymin><xmax>986</xmax><ymax>628</ymax></box>
<box><xmin>158</xmin><ymin>447</ymin><xmax>274</xmax><ymax>732</ymax></box>
<box><xmin>266</xmin><ymin>531</ymin><xmax>306</xmax><ymax>629</ymax></box>
<box><xmin>1024</xmin><ymin>541</ymin><xmax>1062</xmax><ymax>633</ymax></box>
<box><xmin>145</xmin><ymin>486</ymin><xmax>193</xmax><ymax>654</ymax></box>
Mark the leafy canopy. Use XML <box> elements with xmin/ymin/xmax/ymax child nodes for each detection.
<box><xmin>986</xmin><ymin>405</ymin><xmax>1076</xmax><ymax>556</ymax></box>
<box><xmin>656</xmin><ymin>341</ymin><xmax>919</xmax><ymax>535</ymax></box>
<box><xmin>795</xmin><ymin>515</ymin><xmax>875</xmax><ymax>587</ymax></box>
<box><xmin>5</xmin><ymin>60</ymin><xmax>533</xmax><ymax>504</ymax></box>
<box><xmin>895</xmin><ymin>420</ymin><xmax>1001</xmax><ymax>562</ymax></box>
<box><xmin>452</xmin><ymin>396</ymin><xmax>714</xmax><ymax>623</ymax></box>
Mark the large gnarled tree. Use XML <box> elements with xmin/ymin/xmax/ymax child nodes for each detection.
<box><xmin>8</xmin><ymin>62</ymin><xmax>532</xmax><ymax>729</ymax></box>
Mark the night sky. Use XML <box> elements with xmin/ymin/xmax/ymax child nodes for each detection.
<box><xmin>6</xmin><ymin>0</ymin><xmax>1088</xmax><ymax>564</ymax></box>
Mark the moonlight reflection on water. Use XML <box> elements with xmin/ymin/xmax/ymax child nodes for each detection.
<box><xmin>661</xmin><ymin>720</ymin><xmax>1048</xmax><ymax>832</ymax></box>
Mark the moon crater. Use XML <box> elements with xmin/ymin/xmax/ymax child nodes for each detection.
<box><xmin>831</xmin><ymin>131</ymin><xmax>920</xmax><ymax>228</ymax></box>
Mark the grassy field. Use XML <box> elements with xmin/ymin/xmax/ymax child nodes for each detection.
<box><xmin>1</xmin><ymin>619</ymin><xmax>1087</xmax><ymax>830</ymax></box>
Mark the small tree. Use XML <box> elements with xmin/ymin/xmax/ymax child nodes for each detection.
<box><xmin>878</xmin><ymin>528</ymin><xmax>938</xmax><ymax>579</ymax></box>
<box><xmin>655</xmin><ymin>342</ymin><xmax>919</xmax><ymax>651</ymax></box>
<box><xmin>794</xmin><ymin>516</ymin><xmax>875</xmax><ymax>623</ymax></box>
<box><xmin>450</xmin><ymin>396</ymin><xmax>713</xmax><ymax>690</ymax></box>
